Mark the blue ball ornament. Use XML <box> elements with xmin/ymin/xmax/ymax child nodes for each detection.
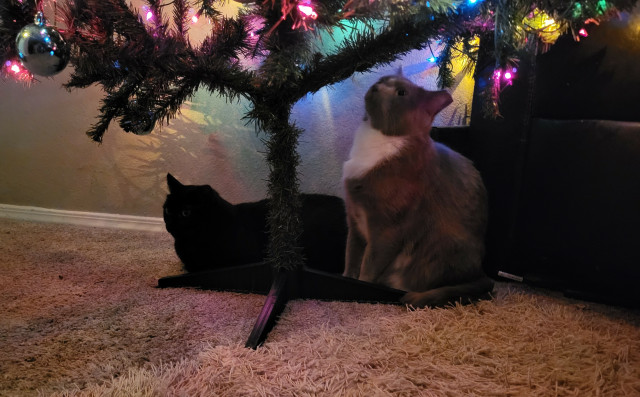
<box><xmin>15</xmin><ymin>12</ymin><xmax>70</xmax><ymax>77</ymax></box>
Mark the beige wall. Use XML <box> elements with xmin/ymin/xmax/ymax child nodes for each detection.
<box><xmin>0</xmin><ymin>46</ymin><xmax>475</xmax><ymax>218</ymax></box>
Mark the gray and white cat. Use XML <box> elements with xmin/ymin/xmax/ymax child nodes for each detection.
<box><xmin>342</xmin><ymin>74</ymin><xmax>494</xmax><ymax>308</ymax></box>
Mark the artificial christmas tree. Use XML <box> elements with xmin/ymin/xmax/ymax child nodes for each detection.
<box><xmin>2</xmin><ymin>0</ymin><xmax>637</xmax><ymax>346</ymax></box>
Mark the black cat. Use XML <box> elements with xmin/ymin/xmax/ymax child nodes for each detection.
<box><xmin>163</xmin><ymin>173</ymin><xmax>347</xmax><ymax>273</ymax></box>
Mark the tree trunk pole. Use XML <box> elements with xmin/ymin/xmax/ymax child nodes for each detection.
<box><xmin>263</xmin><ymin>106</ymin><xmax>304</xmax><ymax>271</ymax></box>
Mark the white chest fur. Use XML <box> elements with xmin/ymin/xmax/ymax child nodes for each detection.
<box><xmin>342</xmin><ymin>120</ymin><xmax>407</xmax><ymax>180</ymax></box>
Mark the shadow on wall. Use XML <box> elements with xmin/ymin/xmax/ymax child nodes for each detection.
<box><xmin>105</xmin><ymin>92</ymin><xmax>270</xmax><ymax>214</ymax></box>
<box><xmin>166</xmin><ymin>94</ymin><xmax>269</xmax><ymax>204</ymax></box>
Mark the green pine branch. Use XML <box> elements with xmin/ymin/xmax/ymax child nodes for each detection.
<box><xmin>0</xmin><ymin>0</ymin><xmax>37</xmax><ymax>65</ymax></box>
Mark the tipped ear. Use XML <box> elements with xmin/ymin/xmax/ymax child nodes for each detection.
<box><xmin>396</xmin><ymin>66</ymin><xmax>404</xmax><ymax>77</ymax></box>
<box><xmin>424</xmin><ymin>90</ymin><xmax>453</xmax><ymax>116</ymax></box>
<box><xmin>167</xmin><ymin>173</ymin><xmax>183</xmax><ymax>193</ymax></box>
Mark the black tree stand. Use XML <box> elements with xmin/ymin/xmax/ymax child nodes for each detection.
<box><xmin>158</xmin><ymin>264</ymin><xmax>406</xmax><ymax>349</ymax></box>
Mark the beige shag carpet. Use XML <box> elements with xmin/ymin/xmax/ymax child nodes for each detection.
<box><xmin>1</xmin><ymin>218</ymin><xmax>640</xmax><ymax>396</ymax></box>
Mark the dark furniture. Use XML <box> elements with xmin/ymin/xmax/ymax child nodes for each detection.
<box><xmin>447</xmin><ymin>11</ymin><xmax>640</xmax><ymax>307</ymax></box>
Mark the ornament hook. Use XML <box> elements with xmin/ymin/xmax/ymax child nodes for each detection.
<box><xmin>34</xmin><ymin>11</ymin><xmax>45</xmax><ymax>26</ymax></box>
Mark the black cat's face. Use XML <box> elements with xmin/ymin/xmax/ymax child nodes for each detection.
<box><xmin>365</xmin><ymin>75</ymin><xmax>452</xmax><ymax>136</ymax></box>
<box><xmin>163</xmin><ymin>186</ymin><xmax>210</xmax><ymax>236</ymax></box>
<box><xmin>163</xmin><ymin>174</ymin><xmax>226</xmax><ymax>237</ymax></box>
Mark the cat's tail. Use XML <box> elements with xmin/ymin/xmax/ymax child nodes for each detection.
<box><xmin>400</xmin><ymin>276</ymin><xmax>494</xmax><ymax>309</ymax></box>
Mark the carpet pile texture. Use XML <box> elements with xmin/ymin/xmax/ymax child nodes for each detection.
<box><xmin>1</xmin><ymin>219</ymin><xmax>639</xmax><ymax>396</ymax></box>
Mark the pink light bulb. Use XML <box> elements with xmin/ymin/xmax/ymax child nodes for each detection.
<box><xmin>191</xmin><ymin>15</ymin><xmax>199</xmax><ymax>23</ymax></box>
<box><xmin>11</xmin><ymin>63</ymin><xmax>21</xmax><ymax>73</ymax></box>
<box><xmin>579</xmin><ymin>28</ymin><xmax>588</xmax><ymax>37</ymax></box>
<box><xmin>146</xmin><ymin>11</ymin><xmax>153</xmax><ymax>20</ymax></box>
<box><xmin>504</xmin><ymin>71</ymin><xmax>512</xmax><ymax>80</ymax></box>
<box><xmin>297</xmin><ymin>4</ymin><xmax>317</xmax><ymax>19</ymax></box>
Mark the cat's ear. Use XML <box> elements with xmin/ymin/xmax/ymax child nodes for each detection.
<box><xmin>395</xmin><ymin>66</ymin><xmax>404</xmax><ymax>77</ymax></box>
<box><xmin>167</xmin><ymin>173</ymin><xmax>184</xmax><ymax>193</ymax></box>
<box><xmin>423</xmin><ymin>90</ymin><xmax>453</xmax><ymax>116</ymax></box>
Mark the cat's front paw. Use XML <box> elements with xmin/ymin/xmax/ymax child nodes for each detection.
<box><xmin>342</xmin><ymin>270</ymin><xmax>358</xmax><ymax>279</ymax></box>
<box><xmin>401</xmin><ymin>290</ymin><xmax>450</xmax><ymax>309</ymax></box>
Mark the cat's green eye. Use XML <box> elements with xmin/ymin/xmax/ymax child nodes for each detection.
<box><xmin>397</xmin><ymin>89</ymin><xmax>406</xmax><ymax>96</ymax></box>
<box><xmin>182</xmin><ymin>209</ymin><xmax>191</xmax><ymax>217</ymax></box>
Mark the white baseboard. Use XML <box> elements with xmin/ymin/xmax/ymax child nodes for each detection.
<box><xmin>0</xmin><ymin>204</ymin><xmax>165</xmax><ymax>232</ymax></box>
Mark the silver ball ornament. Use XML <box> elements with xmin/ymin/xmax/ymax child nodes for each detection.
<box><xmin>120</xmin><ymin>99</ymin><xmax>157</xmax><ymax>135</ymax></box>
<box><xmin>15</xmin><ymin>12</ymin><xmax>70</xmax><ymax>77</ymax></box>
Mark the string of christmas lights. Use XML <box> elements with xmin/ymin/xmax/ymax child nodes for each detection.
<box><xmin>2</xmin><ymin>1</ymin><xmax>635</xmax><ymax>104</ymax></box>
